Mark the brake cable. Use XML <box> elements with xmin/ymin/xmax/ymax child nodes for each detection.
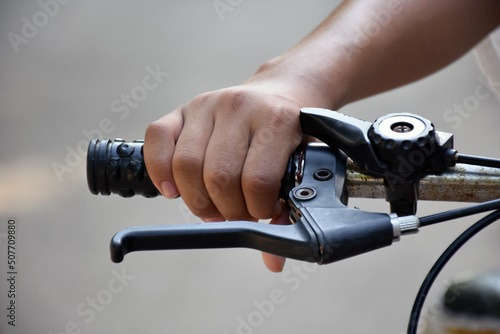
<box><xmin>408</xmin><ymin>209</ymin><xmax>500</xmax><ymax>334</ymax></box>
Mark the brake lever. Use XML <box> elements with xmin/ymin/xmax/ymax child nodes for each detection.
<box><xmin>109</xmin><ymin>143</ymin><xmax>417</xmax><ymax>264</ymax></box>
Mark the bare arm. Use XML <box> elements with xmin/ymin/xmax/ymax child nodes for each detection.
<box><xmin>144</xmin><ymin>0</ymin><xmax>500</xmax><ymax>272</ymax></box>
<box><xmin>252</xmin><ymin>0</ymin><xmax>500</xmax><ymax>109</ymax></box>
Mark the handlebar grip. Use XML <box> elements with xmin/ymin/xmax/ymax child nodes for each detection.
<box><xmin>87</xmin><ymin>138</ymin><xmax>302</xmax><ymax>199</ymax></box>
<box><xmin>87</xmin><ymin>139</ymin><xmax>161</xmax><ymax>198</ymax></box>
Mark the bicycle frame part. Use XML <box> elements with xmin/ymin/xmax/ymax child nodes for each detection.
<box><xmin>346</xmin><ymin>159</ymin><xmax>500</xmax><ymax>203</ymax></box>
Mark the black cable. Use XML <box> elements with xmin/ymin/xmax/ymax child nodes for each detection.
<box><xmin>419</xmin><ymin>198</ymin><xmax>500</xmax><ymax>227</ymax></box>
<box><xmin>456</xmin><ymin>153</ymin><xmax>500</xmax><ymax>168</ymax></box>
<box><xmin>407</xmin><ymin>209</ymin><xmax>500</xmax><ymax>334</ymax></box>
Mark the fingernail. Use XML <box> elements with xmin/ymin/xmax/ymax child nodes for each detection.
<box><xmin>160</xmin><ymin>181</ymin><xmax>179</xmax><ymax>199</ymax></box>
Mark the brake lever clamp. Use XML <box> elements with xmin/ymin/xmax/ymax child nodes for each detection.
<box><xmin>300</xmin><ymin>108</ymin><xmax>454</xmax><ymax>215</ymax></box>
<box><xmin>110</xmin><ymin>143</ymin><xmax>419</xmax><ymax>264</ymax></box>
<box><xmin>285</xmin><ymin>143</ymin><xmax>401</xmax><ymax>264</ymax></box>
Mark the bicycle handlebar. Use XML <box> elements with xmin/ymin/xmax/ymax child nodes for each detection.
<box><xmin>87</xmin><ymin>139</ymin><xmax>500</xmax><ymax>203</ymax></box>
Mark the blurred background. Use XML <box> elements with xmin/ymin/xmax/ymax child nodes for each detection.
<box><xmin>0</xmin><ymin>1</ymin><xmax>499</xmax><ymax>333</ymax></box>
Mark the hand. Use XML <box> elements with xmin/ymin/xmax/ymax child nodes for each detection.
<box><xmin>144</xmin><ymin>76</ymin><xmax>311</xmax><ymax>271</ymax></box>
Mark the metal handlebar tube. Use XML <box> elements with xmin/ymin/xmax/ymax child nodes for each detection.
<box><xmin>346</xmin><ymin>160</ymin><xmax>500</xmax><ymax>203</ymax></box>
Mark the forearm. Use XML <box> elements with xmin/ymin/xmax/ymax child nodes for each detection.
<box><xmin>251</xmin><ymin>0</ymin><xmax>500</xmax><ymax>110</ymax></box>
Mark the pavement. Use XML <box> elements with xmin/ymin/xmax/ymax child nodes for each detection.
<box><xmin>1</xmin><ymin>1</ymin><xmax>499</xmax><ymax>334</ymax></box>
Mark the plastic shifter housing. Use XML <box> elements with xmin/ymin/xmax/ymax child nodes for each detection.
<box><xmin>87</xmin><ymin>139</ymin><xmax>160</xmax><ymax>198</ymax></box>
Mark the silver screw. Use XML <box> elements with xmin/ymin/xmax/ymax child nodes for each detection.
<box><xmin>293</xmin><ymin>187</ymin><xmax>316</xmax><ymax>200</ymax></box>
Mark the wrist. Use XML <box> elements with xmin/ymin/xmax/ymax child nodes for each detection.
<box><xmin>247</xmin><ymin>54</ymin><xmax>349</xmax><ymax>111</ymax></box>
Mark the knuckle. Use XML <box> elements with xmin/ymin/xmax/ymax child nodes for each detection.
<box><xmin>221</xmin><ymin>88</ymin><xmax>252</xmax><ymax>114</ymax></box>
<box><xmin>144</xmin><ymin>122</ymin><xmax>166</xmax><ymax>151</ymax></box>
<box><xmin>190</xmin><ymin>204</ymin><xmax>218</xmax><ymax>219</ymax></box>
<box><xmin>266</xmin><ymin>104</ymin><xmax>300</xmax><ymax>132</ymax></box>
<box><xmin>172</xmin><ymin>150</ymin><xmax>203</xmax><ymax>175</ymax></box>
<box><xmin>145</xmin><ymin>151</ymin><xmax>168</xmax><ymax>170</ymax></box>
<box><xmin>242</xmin><ymin>170</ymin><xmax>279</xmax><ymax>196</ymax></box>
<box><xmin>190</xmin><ymin>91</ymin><xmax>216</xmax><ymax>111</ymax></box>
<box><xmin>268</xmin><ymin>104</ymin><xmax>290</xmax><ymax>121</ymax></box>
<box><xmin>242</xmin><ymin>170</ymin><xmax>282</xmax><ymax>218</ymax></box>
<box><xmin>188</xmin><ymin>193</ymin><xmax>213</xmax><ymax>216</ymax></box>
<box><xmin>251</xmin><ymin>105</ymin><xmax>301</xmax><ymax>149</ymax></box>
<box><xmin>182</xmin><ymin>188</ymin><xmax>220</xmax><ymax>219</ymax></box>
<box><xmin>145</xmin><ymin>119</ymin><xmax>163</xmax><ymax>138</ymax></box>
<box><xmin>204</xmin><ymin>168</ymin><xmax>235</xmax><ymax>195</ymax></box>
<box><xmin>252</xmin><ymin>126</ymin><xmax>275</xmax><ymax>148</ymax></box>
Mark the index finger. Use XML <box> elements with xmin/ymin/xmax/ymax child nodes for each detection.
<box><xmin>144</xmin><ymin>109</ymin><xmax>183</xmax><ymax>199</ymax></box>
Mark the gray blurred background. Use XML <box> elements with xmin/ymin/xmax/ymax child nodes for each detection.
<box><xmin>1</xmin><ymin>1</ymin><xmax>499</xmax><ymax>333</ymax></box>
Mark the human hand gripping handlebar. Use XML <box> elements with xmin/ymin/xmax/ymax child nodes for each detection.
<box><xmin>86</xmin><ymin>108</ymin><xmax>500</xmax><ymax>265</ymax></box>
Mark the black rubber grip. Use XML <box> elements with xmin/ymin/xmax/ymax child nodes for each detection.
<box><xmin>87</xmin><ymin>139</ymin><xmax>160</xmax><ymax>198</ymax></box>
<box><xmin>87</xmin><ymin>139</ymin><xmax>303</xmax><ymax>200</ymax></box>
